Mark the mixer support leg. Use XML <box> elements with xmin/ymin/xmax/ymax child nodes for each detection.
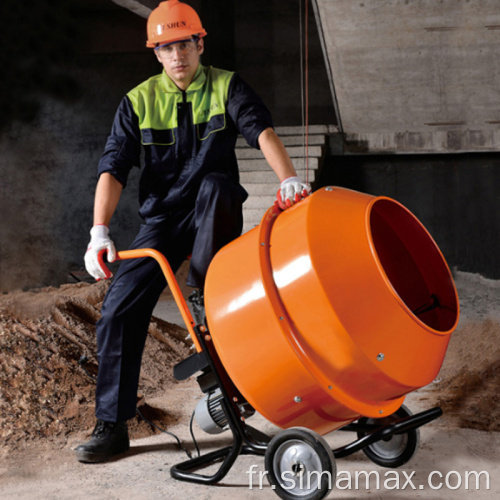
<box><xmin>170</xmin><ymin>327</ymin><xmax>268</xmax><ymax>484</ymax></box>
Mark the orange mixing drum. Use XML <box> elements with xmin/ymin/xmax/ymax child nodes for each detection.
<box><xmin>204</xmin><ymin>187</ymin><xmax>459</xmax><ymax>435</ymax></box>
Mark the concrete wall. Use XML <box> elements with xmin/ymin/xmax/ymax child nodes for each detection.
<box><xmin>0</xmin><ymin>2</ymin><xmax>153</xmax><ymax>291</ymax></box>
<box><xmin>318</xmin><ymin>152</ymin><xmax>500</xmax><ymax>279</ymax></box>
<box><xmin>235</xmin><ymin>0</ymin><xmax>335</xmax><ymax>125</ymax></box>
<box><xmin>313</xmin><ymin>0</ymin><xmax>500</xmax><ymax>153</ymax></box>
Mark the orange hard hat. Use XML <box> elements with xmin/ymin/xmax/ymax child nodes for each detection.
<box><xmin>146</xmin><ymin>0</ymin><xmax>207</xmax><ymax>48</ymax></box>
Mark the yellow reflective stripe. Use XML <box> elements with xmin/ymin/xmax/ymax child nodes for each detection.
<box><xmin>128</xmin><ymin>74</ymin><xmax>180</xmax><ymax>131</ymax></box>
<box><xmin>189</xmin><ymin>67</ymin><xmax>233</xmax><ymax>126</ymax></box>
<box><xmin>127</xmin><ymin>66</ymin><xmax>234</xmax><ymax>143</ymax></box>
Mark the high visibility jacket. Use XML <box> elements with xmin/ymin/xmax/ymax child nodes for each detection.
<box><xmin>98</xmin><ymin>64</ymin><xmax>273</xmax><ymax>220</ymax></box>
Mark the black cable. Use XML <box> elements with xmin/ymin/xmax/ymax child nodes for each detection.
<box><xmin>189</xmin><ymin>409</ymin><xmax>201</xmax><ymax>458</ymax></box>
<box><xmin>136</xmin><ymin>406</ymin><xmax>193</xmax><ymax>460</ymax></box>
<box><xmin>78</xmin><ymin>354</ymin><xmax>97</xmax><ymax>382</ymax></box>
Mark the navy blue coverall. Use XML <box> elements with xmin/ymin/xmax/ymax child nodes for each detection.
<box><xmin>94</xmin><ymin>65</ymin><xmax>273</xmax><ymax>422</ymax></box>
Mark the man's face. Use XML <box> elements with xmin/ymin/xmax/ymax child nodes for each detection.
<box><xmin>155</xmin><ymin>38</ymin><xmax>204</xmax><ymax>91</ymax></box>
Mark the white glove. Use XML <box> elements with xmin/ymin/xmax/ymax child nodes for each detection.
<box><xmin>277</xmin><ymin>176</ymin><xmax>312</xmax><ymax>210</ymax></box>
<box><xmin>84</xmin><ymin>225</ymin><xmax>116</xmax><ymax>281</ymax></box>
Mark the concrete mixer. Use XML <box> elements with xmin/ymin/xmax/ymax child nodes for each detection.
<box><xmin>114</xmin><ymin>187</ymin><xmax>459</xmax><ymax>500</ymax></box>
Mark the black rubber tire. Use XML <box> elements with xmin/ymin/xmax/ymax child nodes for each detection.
<box><xmin>264</xmin><ymin>427</ymin><xmax>336</xmax><ymax>500</ymax></box>
<box><xmin>356</xmin><ymin>404</ymin><xmax>420</xmax><ymax>468</ymax></box>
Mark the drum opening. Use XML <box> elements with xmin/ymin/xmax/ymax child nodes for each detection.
<box><xmin>370</xmin><ymin>199</ymin><xmax>458</xmax><ymax>332</ymax></box>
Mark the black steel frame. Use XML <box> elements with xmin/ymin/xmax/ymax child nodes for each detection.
<box><xmin>170</xmin><ymin>325</ymin><xmax>442</xmax><ymax>485</ymax></box>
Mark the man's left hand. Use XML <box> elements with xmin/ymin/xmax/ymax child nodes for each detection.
<box><xmin>276</xmin><ymin>176</ymin><xmax>311</xmax><ymax>210</ymax></box>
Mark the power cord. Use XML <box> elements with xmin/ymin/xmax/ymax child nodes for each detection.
<box><xmin>136</xmin><ymin>406</ymin><xmax>195</xmax><ymax>460</ymax></box>
<box><xmin>189</xmin><ymin>409</ymin><xmax>201</xmax><ymax>458</ymax></box>
<box><xmin>78</xmin><ymin>354</ymin><xmax>97</xmax><ymax>382</ymax></box>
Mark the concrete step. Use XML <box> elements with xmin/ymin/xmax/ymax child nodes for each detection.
<box><xmin>238</xmin><ymin>157</ymin><xmax>319</xmax><ymax>172</ymax></box>
<box><xmin>244</xmin><ymin>195</ymin><xmax>276</xmax><ymax>208</ymax></box>
<box><xmin>236</xmin><ymin>134</ymin><xmax>327</xmax><ymax>148</ymax></box>
<box><xmin>237</xmin><ymin>125</ymin><xmax>334</xmax><ymax>233</ymax></box>
<box><xmin>274</xmin><ymin>124</ymin><xmax>337</xmax><ymax>136</ymax></box>
<box><xmin>240</xmin><ymin>169</ymin><xmax>316</xmax><ymax>184</ymax></box>
<box><xmin>243</xmin><ymin>183</ymin><xmax>281</xmax><ymax>196</ymax></box>
<box><xmin>236</xmin><ymin>145</ymin><xmax>323</xmax><ymax>160</ymax></box>
<box><xmin>243</xmin><ymin>213</ymin><xmax>269</xmax><ymax>225</ymax></box>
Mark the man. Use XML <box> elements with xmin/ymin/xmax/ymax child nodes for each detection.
<box><xmin>77</xmin><ymin>0</ymin><xmax>310</xmax><ymax>463</ymax></box>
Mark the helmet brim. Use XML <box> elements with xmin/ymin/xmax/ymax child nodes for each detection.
<box><xmin>146</xmin><ymin>29</ymin><xmax>207</xmax><ymax>48</ymax></box>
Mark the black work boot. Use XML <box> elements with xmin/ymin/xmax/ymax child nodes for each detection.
<box><xmin>75</xmin><ymin>420</ymin><xmax>130</xmax><ymax>463</ymax></box>
<box><xmin>188</xmin><ymin>289</ymin><xmax>206</xmax><ymax>326</ymax></box>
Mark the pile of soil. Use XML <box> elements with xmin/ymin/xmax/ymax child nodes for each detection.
<box><xmin>429</xmin><ymin>318</ymin><xmax>500</xmax><ymax>432</ymax></box>
<box><xmin>0</xmin><ymin>281</ymin><xmax>191</xmax><ymax>449</ymax></box>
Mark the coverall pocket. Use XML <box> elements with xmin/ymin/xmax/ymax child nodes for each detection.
<box><xmin>196</xmin><ymin>114</ymin><xmax>226</xmax><ymax>141</ymax></box>
<box><xmin>141</xmin><ymin>128</ymin><xmax>175</xmax><ymax>146</ymax></box>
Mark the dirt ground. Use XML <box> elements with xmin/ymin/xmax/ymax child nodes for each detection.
<box><xmin>0</xmin><ymin>280</ymin><xmax>192</xmax><ymax>448</ymax></box>
<box><xmin>0</xmin><ymin>269</ymin><xmax>499</xmax><ymax>499</ymax></box>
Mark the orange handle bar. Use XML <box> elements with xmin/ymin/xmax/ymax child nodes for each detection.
<box><xmin>98</xmin><ymin>248</ymin><xmax>202</xmax><ymax>353</ymax></box>
<box><xmin>258</xmin><ymin>203</ymin><xmax>338</xmax><ymax>397</ymax></box>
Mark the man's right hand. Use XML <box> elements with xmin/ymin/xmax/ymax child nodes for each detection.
<box><xmin>84</xmin><ymin>225</ymin><xmax>116</xmax><ymax>280</ymax></box>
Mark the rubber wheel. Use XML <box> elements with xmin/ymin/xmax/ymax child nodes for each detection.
<box><xmin>265</xmin><ymin>427</ymin><xmax>336</xmax><ymax>500</ymax></box>
<box><xmin>356</xmin><ymin>404</ymin><xmax>420</xmax><ymax>468</ymax></box>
